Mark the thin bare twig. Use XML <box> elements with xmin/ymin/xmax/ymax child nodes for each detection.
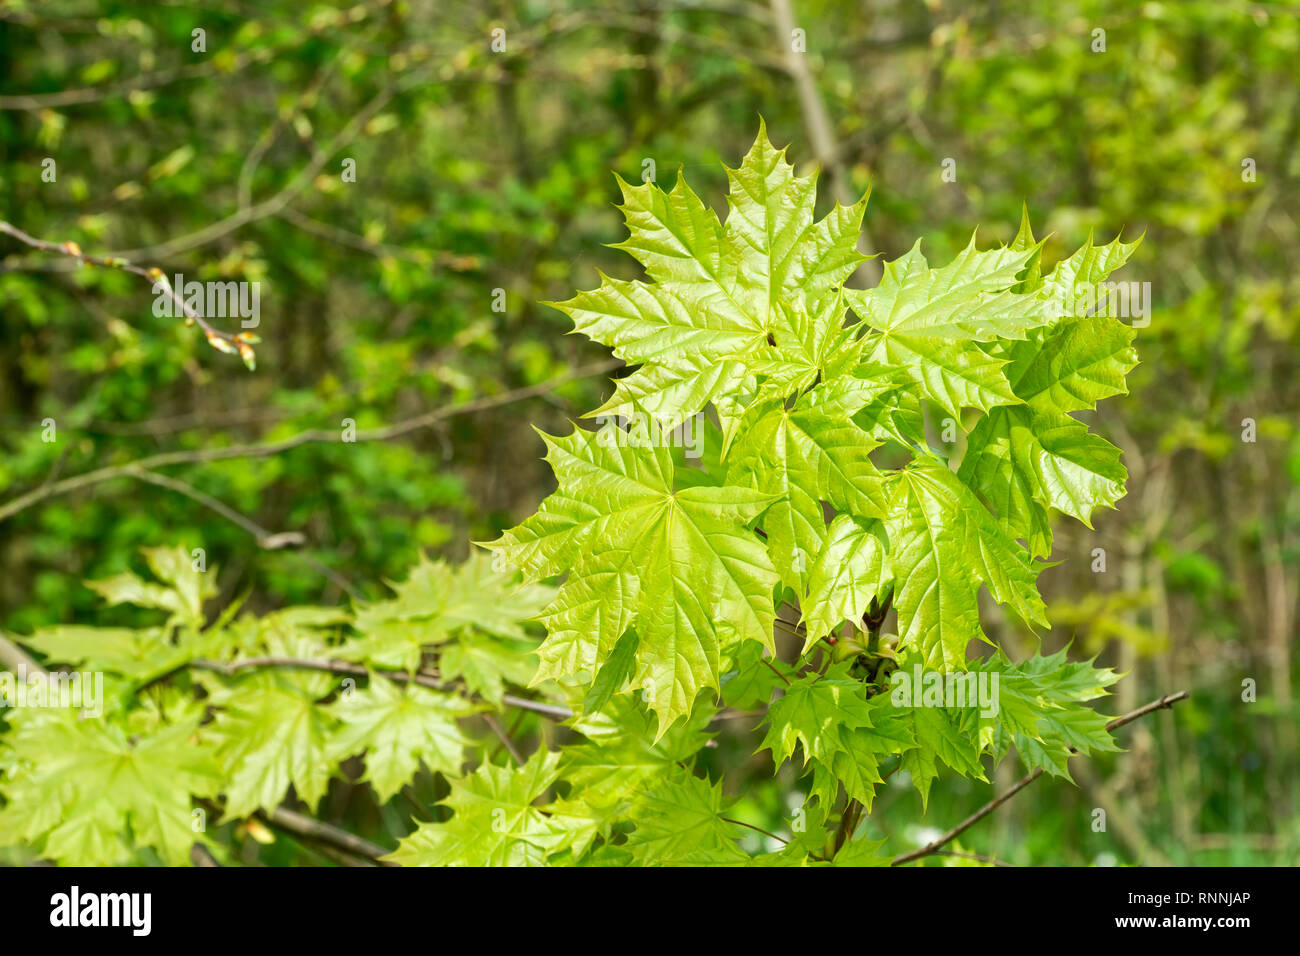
<box><xmin>261</xmin><ymin>806</ymin><xmax>393</xmax><ymax>865</ymax></box>
<box><xmin>125</xmin><ymin>468</ymin><xmax>358</xmax><ymax>598</ymax></box>
<box><xmin>483</xmin><ymin>714</ymin><xmax>525</xmax><ymax>765</ymax></box>
<box><xmin>890</xmin><ymin>691</ymin><xmax>1191</xmax><ymax>866</ymax></box>
<box><xmin>0</xmin><ymin>359</ymin><xmax>620</xmax><ymax>525</ymax></box>
<box><xmin>187</xmin><ymin>656</ymin><xmax>575</xmax><ymax>721</ymax></box>
<box><xmin>0</xmin><ymin>219</ymin><xmax>252</xmax><ymax>358</ymax></box>
<box><xmin>721</xmin><ymin>816</ymin><xmax>791</xmax><ymax>845</ymax></box>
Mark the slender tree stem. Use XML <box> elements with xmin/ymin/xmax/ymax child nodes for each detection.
<box><xmin>721</xmin><ymin>816</ymin><xmax>790</xmax><ymax>846</ymax></box>
<box><xmin>0</xmin><ymin>360</ymin><xmax>620</xmax><ymax>525</ymax></box>
<box><xmin>890</xmin><ymin>690</ymin><xmax>1190</xmax><ymax>865</ymax></box>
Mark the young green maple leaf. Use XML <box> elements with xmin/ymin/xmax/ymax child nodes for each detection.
<box><xmin>327</xmin><ymin>677</ymin><xmax>476</xmax><ymax>802</ymax></box>
<box><xmin>800</xmin><ymin>513</ymin><xmax>890</xmax><ymax>646</ymax></box>
<box><xmin>975</xmin><ymin>650</ymin><xmax>1122</xmax><ymax>779</ymax></box>
<box><xmin>488</xmin><ymin>425</ymin><xmax>778</xmax><ymax>736</ymax></box>
<box><xmin>549</xmin><ymin>119</ymin><xmax>868</xmax><ymax>429</ymax></box>
<box><xmin>725</xmin><ymin>380</ymin><xmax>892</xmax><ymax>596</ymax></box>
<box><xmin>622</xmin><ymin>771</ymin><xmax>750</xmax><ymax>866</ymax></box>
<box><xmin>83</xmin><ymin>544</ymin><xmax>216</xmax><ymax>629</ymax></box>
<box><xmin>884</xmin><ymin>460</ymin><xmax>1048</xmax><ymax>669</ymax></box>
<box><xmin>759</xmin><ymin>665</ymin><xmax>913</xmax><ymax>810</ymax></box>
<box><xmin>561</xmin><ymin>694</ymin><xmax>714</xmax><ymax>812</ymax></box>
<box><xmin>843</xmin><ymin>236</ymin><xmax>1057</xmax><ymax>418</ymax></box>
<box><xmin>343</xmin><ymin>551</ymin><xmax>552</xmax><ymax>671</ymax></box>
<box><xmin>898</xmin><ymin>705</ymin><xmax>988</xmax><ymax>810</ymax></box>
<box><xmin>0</xmin><ymin>709</ymin><xmax>220</xmax><ymax>866</ymax></box>
<box><xmin>959</xmin><ymin>223</ymin><xmax>1141</xmax><ymax>557</ymax></box>
<box><xmin>386</xmin><ymin>749</ymin><xmax>569</xmax><ymax>866</ymax></box>
<box><xmin>208</xmin><ymin>677</ymin><xmax>337</xmax><ymax>819</ymax></box>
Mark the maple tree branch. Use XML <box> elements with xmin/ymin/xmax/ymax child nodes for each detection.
<box><xmin>186</xmin><ymin>657</ymin><xmax>575</xmax><ymax>721</ymax></box>
<box><xmin>261</xmin><ymin>806</ymin><xmax>394</xmax><ymax>865</ymax></box>
<box><xmin>0</xmin><ymin>359</ymin><xmax>619</xmax><ymax>526</ymax></box>
<box><xmin>0</xmin><ymin>633</ymin><xmax>42</xmax><ymax>674</ymax></box>
<box><xmin>483</xmin><ymin>714</ymin><xmax>525</xmax><ymax>766</ymax></box>
<box><xmin>833</xmin><ymin>798</ymin><xmax>864</xmax><ymax>855</ymax></box>
<box><xmin>0</xmin><ymin>219</ymin><xmax>252</xmax><ymax>357</ymax></box>
<box><xmin>124</xmin><ymin>468</ymin><xmax>359</xmax><ymax>599</ymax></box>
<box><xmin>890</xmin><ymin>690</ymin><xmax>1191</xmax><ymax>866</ymax></box>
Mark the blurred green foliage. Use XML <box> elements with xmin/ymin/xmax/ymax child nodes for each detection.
<box><xmin>1</xmin><ymin>0</ymin><xmax>1297</xmax><ymax>864</ymax></box>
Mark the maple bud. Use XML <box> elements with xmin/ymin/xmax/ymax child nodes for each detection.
<box><xmin>206</xmin><ymin>332</ymin><xmax>237</xmax><ymax>355</ymax></box>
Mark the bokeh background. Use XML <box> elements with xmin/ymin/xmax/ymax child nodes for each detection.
<box><xmin>1</xmin><ymin>0</ymin><xmax>1296</xmax><ymax>864</ymax></box>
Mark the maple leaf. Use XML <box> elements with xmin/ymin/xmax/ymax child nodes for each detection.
<box><xmin>884</xmin><ymin>460</ymin><xmax>1048</xmax><ymax>670</ymax></box>
<box><xmin>0</xmin><ymin>708</ymin><xmax>220</xmax><ymax>865</ymax></box>
<box><xmin>489</xmin><ymin>425</ymin><xmax>778</xmax><ymax>735</ymax></box>
<box><xmin>975</xmin><ymin>650</ymin><xmax>1122</xmax><ymax>779</ymax></box>
<box><xmin>386</xmin><ymin>750</ymin><xmax>569</xmax><ymax>866</ymax></box>
<box><xmin>959</xmin><ymin>221</ymin><xmax>1141</xmax><ymax>557</ymax></box>
<box><xmin>83</xmin><ymin>544</ymin><xmax>216</xmax><ymax>628</ymax></box>
<box><xmin>208</xmin><ymin>678</ymin><xmax>337</xmax><ymax>819</ymax></box>
<box><xmin>759</xmin><ymin>665</ymin><xmax>913</xmax><ymax>810</ymax></box>
<box><xmin>343</xmin><ymin>551</ymin><xmax>552</xmax><ymax>672</ymax></box>
<box><xmin>549</xmin><ymin>120</ymin><xmax>868</xmax><ymax>429</ymax></box>
<box><xmin>898</xmin><ymin>705</ymin><xmax>987</xmax><ymax>810</ymax></box>
<box><xmin>726</xmin><ymin>382</ymin><xmax>891</xmax><ymax>596</ymax></box>
<box><xmin>844</xmin><ymin>237</ymin><xmax>1057</xmax><ymax>419</ymax></box>
<box><xmin>327</xmin><ymin>677</ymin><xmax>476</xmax><ymax>802</ymax></box>
<box><xmin>623</xmin><ymin>772</ymin><xmax>750</xmax><ymax>866</ymax></box>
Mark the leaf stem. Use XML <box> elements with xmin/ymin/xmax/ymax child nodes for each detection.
<box><xmin>720</xmin><ymin>816</ymin><xmax>790</xmax><ymax>846</ymax></box>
